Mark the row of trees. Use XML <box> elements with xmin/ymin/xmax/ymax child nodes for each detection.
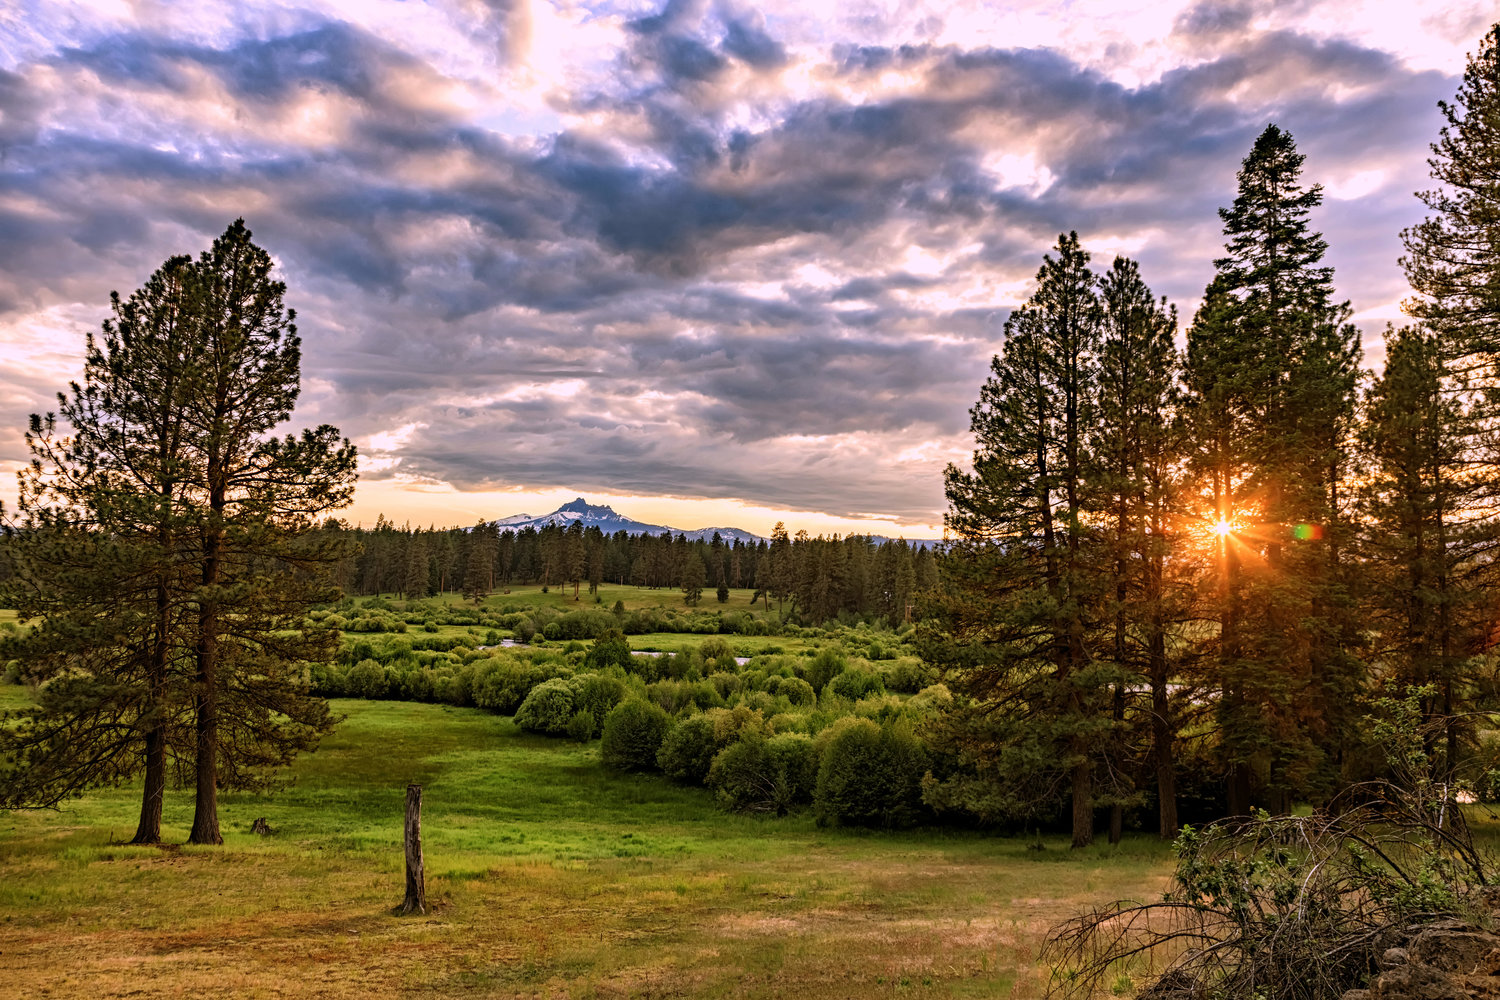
<box><xmin>0</xmin><ymin>222</ymin><xmax>356</xmax><ymax>844</ymax></box>
<box><xmin>927</xmin><ymin>28</ymin><xmax>1500</xmax><ymax>848</ymax></box>
<box><xmin>334</xmin><ymin>517</ymin><xmax>938</xmax><ymax>624</ymax></box>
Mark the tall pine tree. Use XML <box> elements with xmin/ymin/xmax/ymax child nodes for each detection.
<box><xmin>929</xmin><ymin>232</ymin><xmax>1112</xmax><ymax>848</ymax></box>
<box><xmin>1359</xmin><ymin>324</ymin><xmax>1494</xmax><ymax>775</ymax></box>
<box><xmin>1090</xmin><ymin>257</ymin><xmax>1186</xmax><ymax>839</ymax></box>
<box><xmin>0</xmin><ymin>255</ymin><xmax>203</xmax><ymax>842</ymax></box>
<box><xmin>1185</xmin><ymin>125</ymin><xmax>1361</xmax><ymax>813</ymax></box>
<box><xmin>2</xmin><ymin>222</ymin><xmax>355</xmax><ymax>846</ymax></box>
<box><xmin>1401</xmin><ymin>25</ymin><xmax>1500</xmax><ymax>363</ymax></box>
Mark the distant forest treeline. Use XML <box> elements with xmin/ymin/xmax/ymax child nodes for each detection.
<box><xmin>330</xmin><ymin>517</ymin><xmax>939</xmax><ymax>624</ymax></box>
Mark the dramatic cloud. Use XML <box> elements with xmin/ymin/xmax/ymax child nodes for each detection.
<box><xmin>0</xmin><ymin>0</ymin><xmax>1482</xmax><ymax>530</ymax></box>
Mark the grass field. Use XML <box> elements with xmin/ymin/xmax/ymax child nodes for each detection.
<box><xmin>415</xmin><ymin>585</ymin><xmax>776</xmax><ymax>617</ymax></box>
<box><xmin>0</xmin><ymin>687</ymin><xmax>1174</xmax><ymax>999</ymax></box>
<box><xmin>347</xmin><ymin>585</ymin><xmax>889</xmax><ymax>656</ymax></box>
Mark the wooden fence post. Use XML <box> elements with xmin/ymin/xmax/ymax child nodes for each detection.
<box><xmin>400</xmin><ymin>783</ymin><xmax>425</xmax><ymax>915</ymax></box>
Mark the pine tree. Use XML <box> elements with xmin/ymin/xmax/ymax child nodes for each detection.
<box><xmin>565</xmin><ymin>521</ymin><xmax>586</xmax><ymax>600</ymax></box>
<box><xmin>462</xmin><ymin>520</ymin><xmax>494</xmax><ymax>605</ymax></box>
<box><xmin>1380</xmin><ymin>23</ymin><xmax>1500</xmax><ymax>774</ymax></box>
<box><xmin>2</xmin><ymin>222</ymin><xmax>355</xmax><ymax>846</ymax></box>
<box><xmin>1401</xmin><ymin>24</ymin><xmax>1500</xmax><ymax>362</ymax></box>
<box><xmin>1185</xmin><ymin>125</ymin><xmax>1361</xmax><ymax>813</ymax></box>
<box><xmin>929</xmin><ymin>232</ymin><xmax>1109</xmax><ymax>848</ymax></box>
<box><xmin>680</xmin><ymin>551</ymin><xmax>706</xmax><ymax>606</ymax></box>
<box><xmin>1090</xmin><ymin>256</ymin><xmax>1185</xmax><ymax>839</ymax></box>
<box><xmin>1360</xmin><ymin>324</ymin><xmax>1494</xmax><ymax>774</ymax></box>
<box><xmin>768</xmin><ymin>523</ymin><xmax>793</xmax><ymax>619</ymax></box>
<box><xmin>402</xmin><ymin>533</ymin><xmax>430</xmax><ymax>600</ymax></box>
<box><xmin>0</xmin><ymin>256</ymin><xmax>202</xmax><ymax>841</ymax></box>
<box><xmin>178</xmin><ymin>220</ymin><xmax>356</xmax><ymax>845</ymax></box>
<box><xmin>585</xmin><ymin>526</ymin><xmax>605</xmax><ymax>596</ymax></box>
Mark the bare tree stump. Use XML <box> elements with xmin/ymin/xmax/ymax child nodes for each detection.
<box><xmin>399</xmin><ymin>784</ymin><xmax>425</xmax><ymax>915</ymax></box>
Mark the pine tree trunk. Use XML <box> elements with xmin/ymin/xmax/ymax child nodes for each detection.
<box><xmin>189</xmin><ymin>637</ymin><xmax>221</xmax><ymax>844</ymax></box>
<box><xmin>132</xmin><ymin>582</ymin><xmax>172</xmax><ymax>845</ymax></box>
<box><xmin>1227</xmin><ymin>763</ymin><xmax>1251</xmax><ymax>818</ymax></box>
<box><xmin>189</xmin><ymin>514</ymin><xmax>223</xmax><ymax>846</ymax></box>
<box><xmin>1151</xmin><ymin>646</ymin><xmax>1179</xmax><ymax>838</ymax></box>
<box><xmin>1148</xmin><ymin>544</ymin><xmax>1179</xmax><ymax>837</ymax></box>
<box><xmin>131</xmin><ymin>725</ymin><xmax>167</xmax><ymax>845</ymax></box>
<box><xmin>1071</xmin><ymin>760</ymin><xmax>1093</xmax><ymax>848</ymax></box>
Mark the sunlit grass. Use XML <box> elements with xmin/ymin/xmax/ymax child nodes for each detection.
<box><xmin>0</xmin><ymin>691</ymin><xmax>1172</xmax><ymax>998</ymax></box>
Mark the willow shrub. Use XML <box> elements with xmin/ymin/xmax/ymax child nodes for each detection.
<box><xmin>707</xmin><ymin>732</ymin><xmax>817</xmax><ymax>815</ymax></box>
<box><xmin>813</xmin><ymin>717</ymin><xmax>928</xmax><ymax>828</ymax></box>
<box><xmin>600</xmin><ymin>699</ymin><xmax>671</xmax><ymax>771</ymax></box>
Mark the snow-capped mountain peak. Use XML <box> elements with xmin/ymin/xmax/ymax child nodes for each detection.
<box><xmin>487</xmin><ymin>498</ymin><xmax>764</xmax><ymax>543</ymax></box>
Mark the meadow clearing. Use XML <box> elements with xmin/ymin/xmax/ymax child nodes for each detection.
<box><xmin>0</xmin><ymin>683</ymin><xmax>1175</xmax><ymax>999</ymax></box>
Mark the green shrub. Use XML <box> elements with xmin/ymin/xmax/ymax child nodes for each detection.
<box><xmin>515</xmin><ymin>677</ymin><xmax>577</xmax><ymax>735</ymax></box>
<box><xmin>708</xmin><ymin>733</ymin><xmax>817</xmax><ymax>815</ymax></box>
<box><xmin>585</xmin><ymin>629</ymin><xmax>633</xmax><ymax>672</ymax></box>
<box><xmin>574</xmin><ymin>672</ymin><xmax>628</xmax><ymax>728</ymax></box>
<box><xmin>657</xmin><ymin>714</ymin><xmax>718</xmax><ymax>784</ymax></box>
<box><xmin>309</xmin><ymin>661</ymin><xmax>344</xmax><ymax>696</ymax></box>
<box><xmin>600</xmin><ymin>699</ymin><xmax>671</xmax><ymax>771</ymax></box>
<box><xmin>778</xmin><ymin>676</ymin><xmax>815</xmax><ymax>706</ymax></box>
<box><xmin>909</xmin><ymin>683</ymin><xmax>954</xmax><ymax>713</ymax></box>
<box><xmin>699</xmin><ymin>636</ymin><xmax>737</xmax><ymax>670</ymax></box>
<box><xmin>473</xmin><ymin>659</ymin><xmax>570</xmax><ymax>714</ymax></box>
<box><xmin>707</xmin><ymin>670</ymin><xmax>742</xmax><ymax>699</ymax></box>
<box><xmin>768</xmin><ymin>712</ymin><xmax>812</xmax><ymax>735</ymax></box>
<box><xmin>814</xmin><ymin>717</ymin><xmax>928</xmax><ymax>828</ymax></box>
<box><xmin>734</xmin><ymin>690</ymin><xmax>777</xmax><ymax>714</ymax></box>
<box><xmin>344</xmin><ymin>658</ymin><xmax>389</xmax><ymax>699</ymax></box>
<box><xmin>645</xmin><ymin>678</ymin><xmax>724</xmax><ymax>714</ymax></box>
<box><xmin>881</xmin><ymin>657</ymin><xmax>935</xmax><ymax>694</ymax></box>
<box><xmin>827</xmin><ymin>667</ymin><xmax>884</xmax><ymax>701</ymax></box>
<box><xmin>801</xmin><ymin>647</ymin><xmax>847</xmax><ymax>691</ymax></box>
<box><xmin>566</xmin><ymin>709</ymin><xmax>597</xmax><ymax>742</ymax></box>
<box><xmin>395</xmin><ymin>668</ymin><xmax>433</xmax><ymax>701</ymax></box>
<box><xmin>853</xmin><ymin>694</ymin><xmax>911</xmax><ymax>724</ymax></box>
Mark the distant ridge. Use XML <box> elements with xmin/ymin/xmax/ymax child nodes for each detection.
<box><xmin>489</xmin><ymin>497</ymin><xmax>942</xmax><ymax>548</ymax></box>
<box><xmin>492</xmin><ymin>498</ymin><xmax>764</xmax><ymax>544</ymax></box>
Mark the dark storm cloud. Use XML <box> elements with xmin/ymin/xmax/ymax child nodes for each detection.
<box><xmin>0</xmin><ymin>3</ymin><xmax>1465</xmax><ymax>523</ymax></box>
<box><xmin>722</xmin><ymin>15</ymin><xmax>788</xmax><ymax>69</ymax></box>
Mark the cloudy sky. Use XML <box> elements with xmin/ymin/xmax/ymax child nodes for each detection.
<box><xmin>0</xmin><ymin>1</ymin><xmax>1489</xmax><ymax>536</ymax></box>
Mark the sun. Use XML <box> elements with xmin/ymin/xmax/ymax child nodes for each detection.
<box><xmin>1214</xmin><ymin>520</ymin><xmax>1234</xmax><ymax>536</ymax></box>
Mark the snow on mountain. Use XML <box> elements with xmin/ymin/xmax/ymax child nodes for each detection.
<box><xmin>488</xmin><ymin>498</ymin><xmax>766</xmax><ymax>543</ymax></box>
<box><xmin>486</xmin><ymin>498</ymin><xmax>939</xmax><ymax>547</ymax></box>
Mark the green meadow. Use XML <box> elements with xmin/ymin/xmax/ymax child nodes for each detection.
<box><xmin>0</xmin><ymin>689</ymin><xmax>1174</xmax><ymax>999</ymax></box>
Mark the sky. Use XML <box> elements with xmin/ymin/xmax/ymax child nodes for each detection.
<box><xmin>0</xmin><ymin>1</ymin><xmax>1491</xmax><ymax>537</ymax></box>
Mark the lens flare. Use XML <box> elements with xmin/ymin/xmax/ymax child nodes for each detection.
<box><xmin>1214</xmin><ymin>520</ymin><xmax>1234</xmax><ymax>536</ymax></box>
<box><xmin>1293</xmin><ymin>523</ymin><xmax>1324</xmax><ymax>541</ymax></box>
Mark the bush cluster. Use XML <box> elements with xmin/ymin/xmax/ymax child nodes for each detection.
<box><xmin>311</xmin><ymin>600</ymin><xmax>944</xmax><ymax>825</ymax></box>
<box><xmin>600</xmin><ymin>699</ymin><xmax>672</xmax><ymax>769</ymax></box>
